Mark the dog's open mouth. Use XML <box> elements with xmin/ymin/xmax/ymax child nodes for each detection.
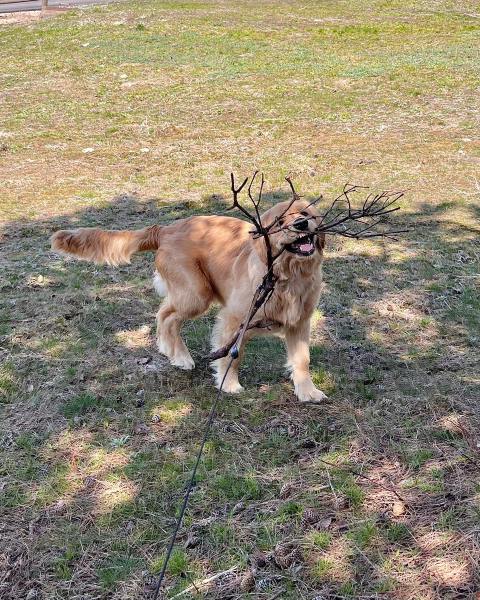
<box><xmin>285</xmin><ymin>234</ymin><xmax>316</xmax><ymax>256</ymax></box>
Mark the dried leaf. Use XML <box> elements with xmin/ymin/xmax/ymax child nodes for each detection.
<box><xmin>185</xmin><ymin>533</ymin><xmax>200</xmax><ymax>549</ymax></box>
<box><xmin>232</xmin><ymin>501</ymin><xmax>245</xmax><ymax>515</ymax></box>
<box><xmin>392</xmin><ymin>500</ymin><xmax>406</xmax><ymax>516</ymax></box>
<box><xmin>279</xmin><ymin>482</ymin><xmax>293</xmax><ymax>499</ymax></box>
<box><xmin>316</xmin><ymin>515</ymin><xmax>333</xmax><ymax>530</ymax></box>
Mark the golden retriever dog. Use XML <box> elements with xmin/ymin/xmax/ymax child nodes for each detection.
<box><xmin>51</xmin><ymin>199</ymin><xmax>327</xmax><ymax>402</ymax></box>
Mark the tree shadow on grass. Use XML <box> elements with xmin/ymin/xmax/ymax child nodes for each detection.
<box><xmin>0</xmin><ymin>192</ymin><xmax>479</xmax><ymax>598</ymax></box>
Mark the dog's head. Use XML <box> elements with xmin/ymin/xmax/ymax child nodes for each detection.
<box><xmin>253</xmin><ymin>199</ymin><xmax>325</xmax><ymax>262</ymax></box>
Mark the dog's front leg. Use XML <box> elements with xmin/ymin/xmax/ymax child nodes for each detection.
<box><xmin>211</xmin><ymin>310</ymin><xmax>245</xmax><ymax>394</ymax></box>
<box><xmin>285</xmin><ymin>321</ymin><xmax>328</xmax><ymax>403</ymax></box>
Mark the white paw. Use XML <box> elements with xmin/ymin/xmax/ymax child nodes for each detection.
<box><xmin>171</xmin><ymin>354</ymin><xmax>195</xmax><ymax>370</ymax></box>
<box><xmin>216</xmin><ymin>377</ymin><xmax>244</xmax><ymax>394</ymax></box>
<box><xmin>295</xmin><ymin>382</ymin><xmax>328</xmax><ymax>404</ymax></box>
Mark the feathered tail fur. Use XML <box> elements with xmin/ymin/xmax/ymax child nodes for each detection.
<box><xmin>50</xmin><ymin>225</ymin><xmax>161</xmax><ymax>266</ymax></box>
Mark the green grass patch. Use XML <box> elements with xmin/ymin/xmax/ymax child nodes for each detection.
<box><xmin>210</xmin><ymin>473</ymin><xmax>261</xmax><ymax>502</ymax></box>
<box><xmin>312</xmin><ymin>368</ymin><xmax>336</xmax><ymax>395</ymax></box>
<box><xmin>386</xmin><ymin>523</ymin><xmax>411</xmax><ymax>543</ymax></box>
<box><xmin>312</xmin><ymin>557</ymin><xmax>333</xmax><ymax>581</ymax></box>
<box><xmin>0</xmin><ymin>483</ymin><xmax>27</xmax><ymax>510</ymax></box>
<box><xmin>332</xmin><ymin>471</ymin><xmax>366</xmax><ymax>509</ymax></box>
<box><xmin>53</xmin><ymin>541</ymin><xmax>82</xmax><ymax>580</ymax></box>
<box><xmin>34</xmin><ymin>463</ymin><xmax>71</xmax><ymax>507</ymax></box>
<box><xmin>98</xmin><ymin>554</ymin><xmax>142</xmax><ymax>589</ymax></box>
<box><xmin>404</xmin><ymin>448</ymin><xmax>434</xmax><ymax>470</ymax></box>
<box><xmin>61</xmin><ymin>393</ymin><xmax>97</xmax><ymax>418</ymax></box>
<box><xmin>278</xmin><ymin>501</ymin><xmax>303</xmax><ymax>520</ymax></box>
<box><xmin>348</xmin><ymin>520</ymin><xmax>378</xmax><ymax>549</ymax></box>
<box><xmin>437</xmin><ymin>507</ymin><xmax>464</xmax><ymax>530</ymax></box>
<box><xmin>308</xmin><ymin>530</ymin><xmax>332</xmax><ymax>550</ymax></box>
<box><xmin>0</xmin><ymin>363</ymin><xmax>17</xmax><ymax>403</ymax></box>
<box><xmin>339</xmin><ymin>581</ymin><xmax>358</xmax><ymax>596</ymax></box>
<box><xmin>151</xmin><ymin>547</ymin><xmax>188</xmax><ymax>576</ymax></box>
<box><xmin>15</xmin><ymin>432</ymin><xmax>43</xmax><ymax>451</ymax></box>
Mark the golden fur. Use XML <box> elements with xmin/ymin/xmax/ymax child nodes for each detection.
<box><xmin>51</xmin><ymin>199</ymin><xmax>327</xmax><ymax>402</ymax></box>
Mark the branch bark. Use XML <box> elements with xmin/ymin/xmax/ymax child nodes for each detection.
<box><xmin>209</xmin><ymin>318</ymin><xmax>277</xmax><ymax>361</ymax></box>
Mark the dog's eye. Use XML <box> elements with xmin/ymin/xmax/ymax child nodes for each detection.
<box><xmin>300</xmin><ymin>211</ymin><xmax>309</xmax><ymax>217</ymax></box>
<box><xmin>277</xmin><ymin>218</ymin><xmax>285</xmax><ymax>226</ymax></box>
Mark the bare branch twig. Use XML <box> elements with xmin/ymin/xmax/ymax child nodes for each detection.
<box><xmin>209</xmin><ymin>174</ymin><xmax>407</xmax><ymax>361</ymax></box>
<box><xmin>209</xmin><ymin>318</ymin><xmax>276</xmax><ymax>361</ymax></box>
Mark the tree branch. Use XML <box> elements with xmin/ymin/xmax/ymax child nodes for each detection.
<box><xmin>208</xmin><ymin>174</ymin><xmax>407</xmax><ymax>361</ymax></box>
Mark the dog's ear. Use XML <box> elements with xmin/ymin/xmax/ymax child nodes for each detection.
<box><xmin>316</xmin><ymin>232</ymin><xmax>326</xmax><ymax>252</ymax></box>
<box><xmin>251</xmin><ymin>234</ymin><xmax>268</xmax><ymax>265</ymax></box>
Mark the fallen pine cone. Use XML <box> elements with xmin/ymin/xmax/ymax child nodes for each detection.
<box><xmin>301</xmin><ymin>508</ymin><xmax>321</xmax><ymax>526</ymax></box>
<box><xmin>287</xmin><ymin>423</ymin><xmax>300</xmax><ymax>437</ymax></box>
<box><xmin>334</xmin><ymin>494</ymin><xmax>349</xmax><ymax>510</ymax></box>
<box><xmin>256</xmin><ymin>577</ymin><xmax>274</xmax><ymax>591</ymax></box>
<box><xmin>250</xmin><ymin>550</ymin><xmax>267</xmax><ymax>568</ymax></box>
<box><xmin>133</xmin><ymin>422</ymin><xmax>149</xmax><ymax>435</ymax></box>
<box><xmin>273</xmin><ymin>543</ymin><xmax>302</xmax><ymax>569</ymax></box>
<box><xmin>240</xmin><ymin>569</ymin><xmax>255</xmax><ymax>591</ymax></box>
<box><xmin>194</xmin><ymin>515</ymin><xmax>216</xmax><ymax>528</ymax></box>
<box><xmin>214</xmin><ymin>571</ymin><xmax>245</xmax><ymax>597</ymax></box>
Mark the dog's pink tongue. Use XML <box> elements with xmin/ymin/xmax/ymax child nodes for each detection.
<box><xmin>300</xmin><ymin>242</ymin><xmax>314</xmax><ymax>252</ymax></box>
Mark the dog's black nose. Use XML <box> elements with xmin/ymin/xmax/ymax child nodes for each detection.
<box><xmin>293</xmin><ymin>218</ymin><xmax>309</xmax><ymax>231</ymax></box>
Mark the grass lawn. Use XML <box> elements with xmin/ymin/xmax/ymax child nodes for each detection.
<box><xmin>1</xmin><ymin>0</ymin><xmax>479</xmax><ymax>598</ymax></box>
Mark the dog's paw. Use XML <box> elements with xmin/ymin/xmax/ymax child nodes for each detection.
<box><xmin>295</xmin><ymin>383</ymin><xmax>328</xmax><ymax>404</ymax></box>
<box><xmin>216</xmin><ymin>378</ymin><xmax>244</xmax><ymax>394</ymax></box>
<box><xmin>171</xmin><ymin>355</ymin><xmax>195</xmax><ymax>370</ymax></box>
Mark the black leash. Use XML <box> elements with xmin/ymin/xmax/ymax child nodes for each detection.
<box><xmin>151</xmin><ymin>356</ymin><xmax>234</xmax><ymax>600</ymax></box>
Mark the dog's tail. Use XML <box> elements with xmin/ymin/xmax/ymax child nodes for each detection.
<box><xmin>50</xmin><ymin>225</ymin><xmax>161</xmax><ymax>266</ymax></box>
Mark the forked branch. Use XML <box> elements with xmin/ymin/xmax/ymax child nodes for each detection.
<box><xmin>209</xmin><ymin>173</ymin><xmax>407</xmax><ymax>361</ymax></box>
<box><xmin>313</xmin><ymin>186</ymin><xmax>407</xmax><ymax>240</ymax></box>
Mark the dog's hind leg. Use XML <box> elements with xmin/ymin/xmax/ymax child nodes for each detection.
<box><xmin>159</xmin><ymin>308</ymin><xmax>196</xmax><ymax>370</ymax></box>
<box><xmin>156</xmin><ymin>301</ymin><xmax>179</xmax><ymax>360</ymax></box>
<box><xmin>155</xmin><ymin>265</ymin><xmax>212</xmax><ymax>370</ymax></box>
